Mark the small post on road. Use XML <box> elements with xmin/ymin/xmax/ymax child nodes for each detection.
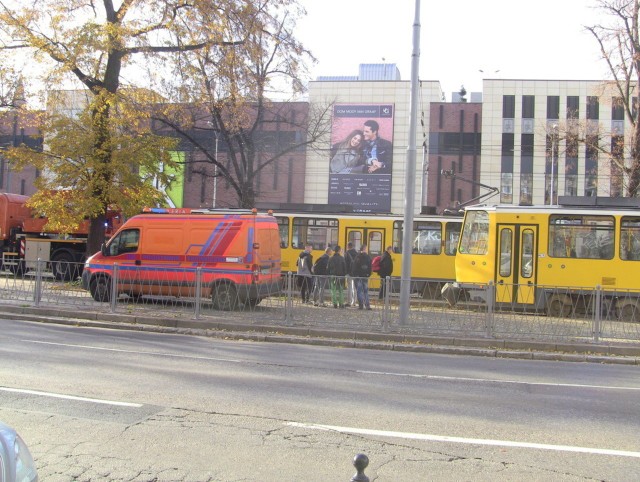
<box><xmin>110</xmin><ymin>263</ymin><xmax>118</xmax><ymax>313</ymax></box>
<box><xmin>33</xmin><ymin>258</ymin><xmax>43</xmax><ymax>306</ymax></box>
<box><xmin>194</xmin><ymin>267</ymin><xmax>202</xmax><ymax>319</ymax></box>
<box><xmin>593</xmin><ymin>285</ymin><xmax>602</xmax><ymax>343</ymax></box>
<box><xmin>350</xmin><ymin>453</ymin><xmax>370</xmax><ymax>482</ymax></box>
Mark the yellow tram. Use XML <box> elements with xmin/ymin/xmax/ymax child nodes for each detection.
<box><xmin>452</xmin><ymin>197</ymin><xmax>640</xmax><ymax>319</ymax></box>
<box><xmin>271</xmin><ymin>208</ymin><xmax>462</xmax><ymax>297</ymax></box>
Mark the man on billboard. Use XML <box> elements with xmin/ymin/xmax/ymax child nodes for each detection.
<box><xmin>362</xmin><ymin>119</ymin><xmax>393</xmax><ymax>174</ymax></box>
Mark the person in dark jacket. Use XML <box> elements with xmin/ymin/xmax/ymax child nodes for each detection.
<box><xmin>344</xmin><ymin>242</ymin><xmax>358</xmax><ymax>306</ymax></box>
<box><xmin>328</xmin><ymin>245</ymin><xmax>347</xmax><ymax>308</ymax></box>
<box><xmin>351</xmin><ymin>244</ymin><xmax>372</xmax><ymax>310</ymax></box>
<box><xmin>297</xmin><ymin>243</ymin><xmax>313</xmax><ymax>303</ymax></box>
<box><xmin>312</xmin><ymin>246</ymin><xmax>332</xmax><ymax>306</ymax></box>
<box><xmin>378</xmin><ymin>246</ymin><xmax>394</xmax><ymax>300</ymax></box>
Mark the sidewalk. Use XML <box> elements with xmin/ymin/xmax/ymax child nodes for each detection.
<box><xmin>3</xmin><ymin>303</ymin><xmax>640</xmax><ymax>366</ymax></box>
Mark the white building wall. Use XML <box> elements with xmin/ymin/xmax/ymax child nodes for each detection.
<box><xmin>307</xmin><ymin>80</ymin><xmax>443</xmax><ymax>214</ymax></box>
<box><xmin>481</xmin><ymin>79</ymin><xmax>631</xmax><ymax>205</ymax></box>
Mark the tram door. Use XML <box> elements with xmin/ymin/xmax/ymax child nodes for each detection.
<box><xmin>346</xmin><ymin>228</ymin><xmax>384</xmax><ymax>257</ymax></box>
<box><xmin>495</xmin><ymin>224</ymin><xmax>538</xmax><ymax>305</ymax></box>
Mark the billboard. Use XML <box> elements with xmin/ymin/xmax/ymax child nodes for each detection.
<box><xmin>328</xmin><ymin>104</ymin><xmax>394</xmax><ymax>213</ymax></box>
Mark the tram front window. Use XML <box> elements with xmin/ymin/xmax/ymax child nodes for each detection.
<box><xmin>459</xmin><ymin>210</ymin><xmax>489</xmax><ymax>255</ymax></box>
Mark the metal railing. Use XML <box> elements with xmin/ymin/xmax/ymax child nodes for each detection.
<box><xmin>1</xmin><ymin>259</ymin><xmax>640</xmax><ymax>345</ymax></box>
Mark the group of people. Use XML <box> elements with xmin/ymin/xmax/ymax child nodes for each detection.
<box><xmin>297</xmin><ymin>242</ymin><xmax>394</xmax><ymax>309</ymax></box>
<box><xmin>329</xmin><ymin>119</ymin><xmax>392</xmax><ymax>175</ymax></box>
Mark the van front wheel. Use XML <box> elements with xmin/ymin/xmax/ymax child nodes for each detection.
<box><xmin>90</xmin><ymin>276</ymin><xmax>112</xmax><ymax>302</ymax></box>
<box><xmin>212</xmin><ymin>283</ymin><xmax>237</xmax><ymax>311</ymax></box>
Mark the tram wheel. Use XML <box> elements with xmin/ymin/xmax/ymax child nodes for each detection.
<box><xmin>617</xmin><ymin>299</ymin><xmax>640</xmax><ymax>323</ymax></box>
<box><xmin>546</xmin><ymin>294</ymin><xmax>572</xmax><ymax>318</ymax></box>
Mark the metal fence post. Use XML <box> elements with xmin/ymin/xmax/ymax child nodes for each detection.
<box><xmin>110</xmin><ymin>263</ymin><xmax>118</xmax><ymax>313</ymax></box>
<box><xmin>33</xmin><ymin>258</ymin><xmax>43</xmax><ymax>306</ymax></box>
<box><xmin>593</xmin><ymin>285</ymin><xmax>602</xmax><ymax>343</ymax></box>
<box><xmin>285</xmin><ymin>271</ymin><xmax>293</xmax><ymax>325</ymax></box>
<box><xmin>194</xmin><ymin>267</ymin><xmax>202</xmax><ymax>319</ymax></box>
<box><xmin>381</xmin><ymin>276</ymin><xmax>391</xmax><ymax>331</ymax></box>
<box><xmin>486</xmin><ymin>281</ymin><xmax>495</xmax><ymax>338</ymax></box>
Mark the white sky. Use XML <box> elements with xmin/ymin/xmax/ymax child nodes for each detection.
<box><xmin>297</xmin><ymin>0</ymin><xmax>609</xmax><ymax>99</ymax></box>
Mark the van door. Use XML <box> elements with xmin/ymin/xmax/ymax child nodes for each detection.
<box><xmin>495</xmin><ymin>224</ymin><xmax>538</xmax><ymax>305</ymax></box>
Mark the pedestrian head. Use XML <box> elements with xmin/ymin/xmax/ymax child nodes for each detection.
<box><xmin>305</xmin><ymin>243</ymin><xmax>312</xmax><ymax>251</ymax></box>
<box><xmin>325</xmin><ymin>247</ymin><xmax>332</xmax><ymax>255</ymax></box>
<box><xmin>334</xmin><ymin>245</ymin><xmax>341</xmax><ymax>254</ymax></box>
<box><xmin>347</xmin><ymin>242</ymin><xmax>353</xmax><ymax>249</ymax></box>
<box><xmin>360</xmin><ymin>244</ymin><xmax>368</xmax><ymax>253</ymax></box>
<box><xmin>386</xmin><ymin>246</ymin><xmax>393</xmax><ymax>253</ymax></box>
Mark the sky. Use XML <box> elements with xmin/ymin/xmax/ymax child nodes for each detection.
<box><xmin>296</xmin><ymin>0</ymin><xmax>609</xmax><ymax>99</ymax></box>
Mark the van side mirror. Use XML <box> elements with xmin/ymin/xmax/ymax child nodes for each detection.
<box><xmin>101</xmin><ymin>243</ymin><xmax>107</xmax><ymax>256</ymax></box>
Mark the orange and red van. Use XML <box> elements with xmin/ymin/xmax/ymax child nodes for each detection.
<box><xmin>81</xmin><ymin>208</ymin><xmax>281</xmax><ymax>310</ymax></box>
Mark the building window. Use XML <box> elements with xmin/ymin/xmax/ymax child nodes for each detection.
<box><xmin>567</xmin><ymin>96</ymin><xmax>579</xmax><ymax>119</ymax></box>
<box><xmin>502</xmin><ymin>95</ymin><xmax>516</xmax><ymax>118</ymax></box>
<box><xmin>547</xmin><ymin>96</ymin><xmax>560</xmax><ymax>120</ymax></box>
<box><xmin>611</xmin><ymin>135</ymin><xmax>624</xmax><ymax>196</ymax></box>
<box><xmin>585</xmin><ymin>135</ymin><xmax>599</xmax><ymax>197</ymax></box>
<box><xmin>500</xmin><ymin>173</ymin><xmax>513</xmax><ymax>203</ymax></box>
<box><xmin>587</xmin><ymin>96</ymin><xmax>599</xmax><ymax>120</ymax></box>
<box><xmin>565</xmin><ymin>134</ymin><xmax>578</xmax><ymax>196</ymax></box>
<box><xmin>612</xmin><ymin>96</ymin><xmax>625</xmax><ymax>121</ymax></box>
<box><xmin>522</xmin><ymin>95</ymin><xmax>535</xmax><ymax>118</ymax></box>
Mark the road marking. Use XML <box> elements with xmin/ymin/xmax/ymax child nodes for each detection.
<box><xmin>23</xmin><ymin>340</ymin><xmax>243</xmax><ymax>364</ymax></box>
<box><xmin>356</xmin><ymin>370</ymin><xmax>640</xmax><ymax>391</ymax></box>
<box><xmin>286</xmin><ymin>422</ymin><xmax>640</xmax><ymax>458</ymax></box>
<box><xmin>0</xmin><ymin>386</ymin><xmax>143</xmax><ymax>407</ymax></box>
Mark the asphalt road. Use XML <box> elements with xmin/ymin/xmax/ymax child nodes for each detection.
<box><xmin>1</xmin><ymin>318</ymin><xmax>639</xmax><ymax>481</ymax></box>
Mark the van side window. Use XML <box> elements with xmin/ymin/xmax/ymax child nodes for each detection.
<box><xmin>107</xmin><ymin>229</ymin><xmax>140</xmax><ymax>256</ymax></box>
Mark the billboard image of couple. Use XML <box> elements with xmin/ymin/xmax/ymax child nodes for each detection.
<box><xmin>328</xmin><ymin>104</ymin><xmax>394</xmax><ymax>213</ymax></box>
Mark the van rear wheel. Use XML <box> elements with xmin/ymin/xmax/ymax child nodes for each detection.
<box><xmin>90</xmin><ymin>276</ymin><xmax>111</xmax><ymax>302</ymax></box>
<box><xmin>212</xmin><ymin>284</ymin><xmax>237</xmax><ymax>311</ymax></box>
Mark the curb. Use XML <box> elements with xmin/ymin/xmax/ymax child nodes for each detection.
<box><xmin>4</xmin><ymin>304</ymin><xmax>640</xmax><ymax>365</ymax></box>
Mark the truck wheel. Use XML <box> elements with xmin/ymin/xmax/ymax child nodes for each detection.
<box><xmin>52</xmin><ymin>252</ymin><xmax>79</xmax><ymax>281</ymax></box>
<box><xmin>212</xmin><ymin>283</ymin><xmax>237</xmax><ymax>311</ymax></box>
<box><xmin>90</xmin><ymin>276</ymin><xmax>112</xmax><ymax>302</ymax></box>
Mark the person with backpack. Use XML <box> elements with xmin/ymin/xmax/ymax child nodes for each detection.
<box><xmin>351</xmin><ymin>244</ymin><xmax>372</xmax><ymax>310</ymax></box>
<box><xmin>312</xmin><ymin>246</ymin><xmax>332</xmax><ymax>306</ymax></box>
<box><xmin>344</xmin><ymin>242</ymin><xmax>358</xmax><ymax>306</ymax></box>
<box><xmin>296</xmin><ymin>243</ymin><xmax>314</xmax><ymax>304</ymax></box>
<box><xmin>328</xmin><ymin>245</ymin><xmax>347</xmax><ymax>308</ymax></box>
<box><xmin>378</xmin><ymin>246</ymin><xmax>394</xmax><ymax>300</ymax></box>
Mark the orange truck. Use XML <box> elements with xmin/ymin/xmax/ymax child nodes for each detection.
<box><xmin>0</xmin><ymin>192</ymin><xmax>122</xmax><ymax>280</ymax></box>
<box><xmin>80</xmin><ymin>208</ymin><xmax>282</xmax><ymax>310</ymax></box>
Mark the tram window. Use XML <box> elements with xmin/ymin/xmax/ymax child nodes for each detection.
<box><xmin>292</xmin><ymin>217</ymin><xmax>338</xmax><ymax>251</ymax></box>
<box><xmin>620</xmin><ymin>217</ymin><xmax>640</xmax><ymax>260</ymax></box>
<box><xmin>413</xmin><ymin>222</ymin><xmax>441</xmax><ymax>254</ymax></box>
<box><xmin>459</xmin><ymin>210</ymin><xmax>489</xmax><ymax>255</ymax></box>
<box><xmin>392</xmin><ymin>221</ymin><xmax>403</xmax><ymax>253</ymax></box>
<box><xmin>445</xmin><ymin>222</ymin><xmax>461</xmax><ymax>255</ymax></box>
<box><xmin>499</xmin><ymin>228</ymin><xmax>512</xmax><ymax>277</ymax></box>
<box><xmin>276</xmin><ymin>217</ymin><xmax>289</xmax><ymax>248</ymax></box>
<box><xmin>348</xmin><ymin>231</ymin><xmax>362</xmax><ymax>251</ymax></box>
<box><xmin>548</xmin><ymin>215</ymin><xmax>614</xmax><ymax>259</ymax></box>
<box><xmin>521</xmin><ymin>229</ymin><xmax>534</xmax><ymax>278</ymax></box>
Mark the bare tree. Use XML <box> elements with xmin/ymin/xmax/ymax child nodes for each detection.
<box><xmin>150</xmin><ymin>4</ymin><xmax>333</xmax><ymax>208</ymax></box>
<box><xmin>586</xmin><ymin>0</ymin><xmax>640</xmax><ymax>197</ymax></box>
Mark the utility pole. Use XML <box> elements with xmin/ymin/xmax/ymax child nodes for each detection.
<box><xmin>399</xmin><ymin>0</ymin><xmax>421</xmax><ymax>325</ymax></box>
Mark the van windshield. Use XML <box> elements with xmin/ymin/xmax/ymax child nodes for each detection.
<box><xmin>107</xmin><ymin>229</ymin><xmax>140</xmax><ymax>256</ymax></box>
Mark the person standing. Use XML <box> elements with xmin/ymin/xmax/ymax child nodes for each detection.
<box><xmin>297</xmin><ymin>243</ymin><xmax>313</xmax><ymax>303</ymax></box>
<box><xmin>344</xmin><ymin>242</ymin><xmax>358</xmax><ymax>306</ymax></box>
<box><xmin>312</xmin><ymin>246</ymin><xmax>332</xmax><ymax>306</ymax></box>
<box><xmin>378</xmin><ymin>246</ymin><xmax>394</xmax><ymax>300</ymax></box>
<box><xmin>328</xmin><ymin>245</ymin><xmax>347</xmax><ymax>308</ymax></box>
<box><xmin>351</xmin><ymin>244</ymin><xmax>372</xmax><ymax>310</ymax></box>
